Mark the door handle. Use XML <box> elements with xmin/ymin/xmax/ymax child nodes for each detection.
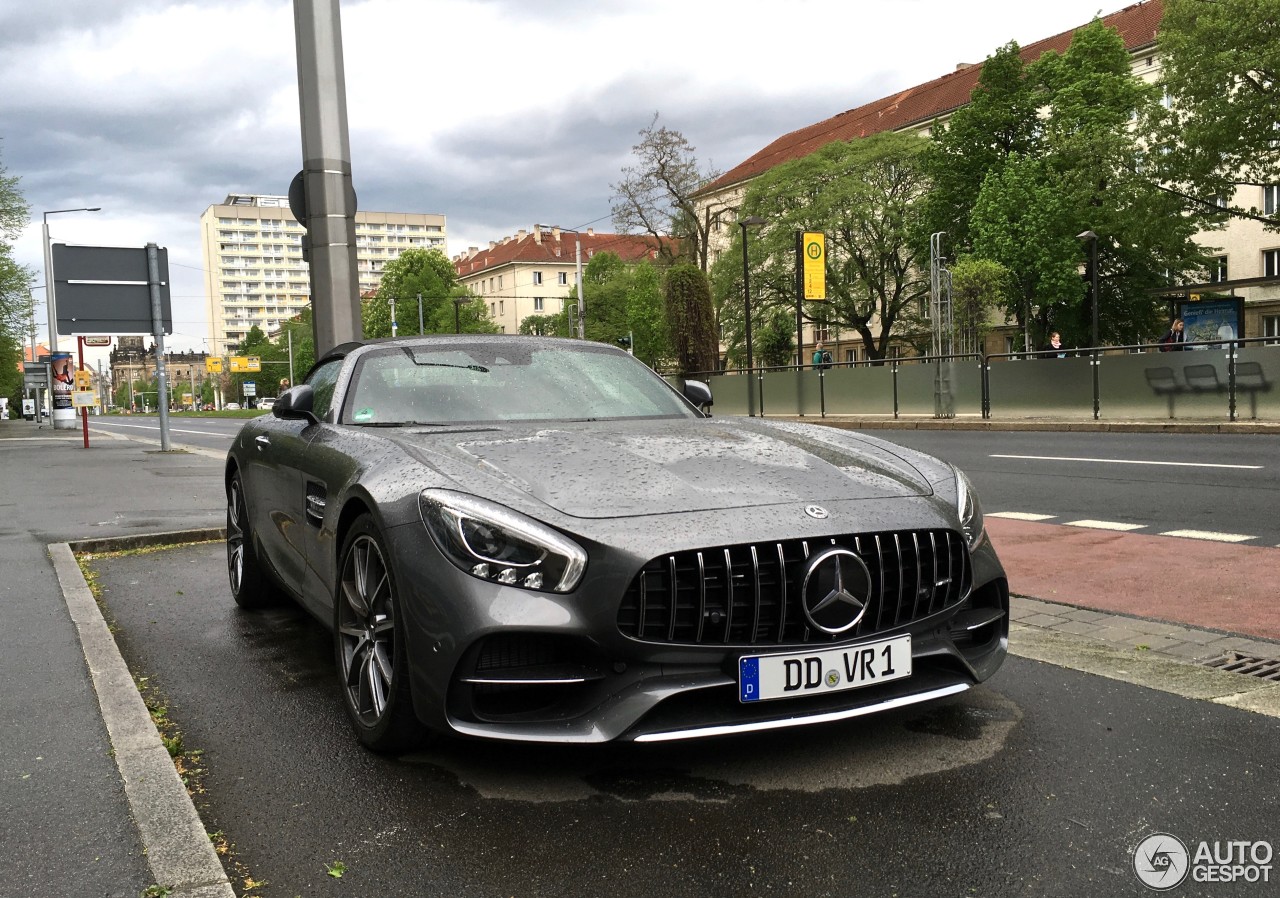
<box><xmin>255</xmin><ymin>435</ymin><xmax>270</xmax><ymax>449</ymax></box>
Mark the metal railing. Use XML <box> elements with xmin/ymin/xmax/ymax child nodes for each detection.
<box><xmin>673</xmin><ymin>337</ymin><xmax>1280</xmax><ymax>422</ymax></box>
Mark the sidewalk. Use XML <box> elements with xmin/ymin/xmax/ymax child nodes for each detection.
<box><xmin>1</xmin><ymin>413</ymin><xmax>1277</xmax><ymax>896</ymax></box>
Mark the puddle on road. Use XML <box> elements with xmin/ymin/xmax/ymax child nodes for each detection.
<box><xmin>401</xmin><ymin>688</ymin><xmax>1022</xmax><ymax>803</ymax></box>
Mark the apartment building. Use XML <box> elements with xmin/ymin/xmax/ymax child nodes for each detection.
<box><xmin>200</xmin><ymin>194</ymin><xmax>447</xmax><ymax>351</ymax></box>
<box><xmin>453</xmin><ymin>225</ymin><xmax>666</xmax><ymax>333</ymax></box>
<box><xmin>695</xmin><ymin>0</ymin><xmax>1280</xmax><ymax>361</ymax></box>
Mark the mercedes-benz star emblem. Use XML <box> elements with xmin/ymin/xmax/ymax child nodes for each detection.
<box><xmin>800</xmin><ymin>547</ymin><xmax>872</xmax><ymax>635</ymax></box>
<box><xmin>804</xmin><ymin>505</ymin><xmax>829</xmax><ymax>519</ymax></box>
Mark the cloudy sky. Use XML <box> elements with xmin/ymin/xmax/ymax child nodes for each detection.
<box><xmin>4</xmin><ymin>0</ymin><xmax>1128</xmax><ymax>355</ymax></box>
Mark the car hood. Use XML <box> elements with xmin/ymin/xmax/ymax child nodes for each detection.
<box><xmin>384</xmin><ymin>418</ymin><xmax>934</xmax><ymax>520</ymax></box>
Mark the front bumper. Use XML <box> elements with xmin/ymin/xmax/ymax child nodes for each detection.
<box><xmin>384</xmin><ymin>504</ymin><xmax>1008</xmax><ymax>744</ymax></box>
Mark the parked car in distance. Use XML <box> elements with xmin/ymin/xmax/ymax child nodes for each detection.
<box><xmin>224</xmin><ymin>402</ymin><xmax>241</xmax><ymax>410</ymax></box>
<box><xmin>225</xmin><ymin>336</ymin><xmax>1008</xmax><ymax>752</ymax></box>
<box><xmin>257</xmin><ymin>397</ymin><xmax>275</xmax><ymax>411</ymax></box>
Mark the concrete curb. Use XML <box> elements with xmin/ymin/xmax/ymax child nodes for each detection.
<box><xmin>50</xmin><ymin>540</ymin><xmax>235</xmax><ymax>898</ymax></box>
<box><xmin>1009</xmin><ymin>624</ymin><xmax>1280</xmax><ymax>718</ymax></box>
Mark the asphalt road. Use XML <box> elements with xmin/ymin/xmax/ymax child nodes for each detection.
<box><xmin>94</xmin><ymin>417</ymin><xmax>1280</xmax><ymax>543</ymax></box>
<box><xmin>91</xmin><ymin>542</ymin><xmax>1279</xmax><ymax>898</ymax></box>
<box><xmin>856</xmin><ymin>430</ymin><xmax>1280</xmax><ymax>546</ymax></box>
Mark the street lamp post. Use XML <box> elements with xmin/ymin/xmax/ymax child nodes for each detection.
<box><xmin>1078</xmin><ymin>230</ymin><xmax>1100</xmax><ymax>420</ymax></box>
<box><xmin>535</xmin><ymin>225</ymin><xmax>585</xmax><ymax>339</ymax></box>
<box><xmin>43</xmin><ymin>207</ymin><xmax>101</xmax><ymax>429</ymax></box>
<box><xmin>453</xmin><ymin>296</ymin><xmax>469</xmax><ymax>334</ymax></box>
<box><xmin>738</xmin><ymin>216</ymin><xmax>766</xmax><ymax>416</ymax></box>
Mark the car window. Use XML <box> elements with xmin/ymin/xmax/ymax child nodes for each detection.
<box><xmin>342</xmin><ymin>344</ymin><xmax>696</xmax><ymax>425</ymax></box>
<box><xmin>307</xmin><ymin>359</ymin><xmax>344</xmax><ymax>421</ymax></box>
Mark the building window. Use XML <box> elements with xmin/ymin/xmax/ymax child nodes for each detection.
<box><xmin>1264</xmin><ymin>249</ymin><xmax>1280</xmax><ymax>279</ymax></box>
<box><xmin>1265</xmin><ymin>186</ymin><xmax>1280</xmax><ymax>217</ymax></box>
<box><xmin>490</xmin><ymin>303</ymin><xmax>495</xmax><ymax>316</ymax></box>
<box><xmin>1264</xmin><ymin>314</ymin><xmax>1280</xmax><ymax>345</ymax></box>
<box><xmin>843</xmin><ymin>348</ymin><xmax>858</xmax><ymax>364</ymax></box>
<box><xmin>499</xmin><ymin>301</ymin><xmax>504</xmax><ymax>315</ymax></box>
<box><xmin>534</xmin><ymin>298</ymin><xmax>544</xmax><ymax>312</ymax></box>
<box><xmin>1209</xmin><ymin>256</ymin><xmax>1228</xmax><ymax>283</ymax></box>
<box><xmin>558</xmin><ymin>272</ymin><xmax>568</xmax><ymax>286</ymax></box>
<box><xmin>532</xmin><ymin>271</ymin><xmax>543</xmax><ymax>285</ymax></box>
<box><xmin>497</xmin><ymin>275</ymin><xmax>503</xmax><ymax>290</ymax></box>
<box><xmin>813</xmin><ymin>326</ymin><xmax>831</xmax><ymax>343</ymax></box>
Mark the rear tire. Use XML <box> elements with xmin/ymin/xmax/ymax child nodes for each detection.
<box><xmin>226</xmin><ymin>470</ymin><xmax>279</xmax><ymax>610</ymax></box>
<box><xmin>335</xmin><ymin>515</ymin><xmax>426</xmax><ymax>753</ymax></box>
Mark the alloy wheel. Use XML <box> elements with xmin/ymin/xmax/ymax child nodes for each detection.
<box><xmin>338</xmin><ymin>534</ymin><xmax>397</xmax><ymax>726</ymax></box>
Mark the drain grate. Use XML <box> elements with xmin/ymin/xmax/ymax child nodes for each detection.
<box><xmin>1201</xmin><ymin>652</ymin><xmax>1280</xmax><ymax>682</ymax></box>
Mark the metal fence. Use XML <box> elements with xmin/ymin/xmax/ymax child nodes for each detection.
<box><xmin>673</xmin><ymin>337</ymin><xmax>1280</xmax><ymax>422</ymax></box>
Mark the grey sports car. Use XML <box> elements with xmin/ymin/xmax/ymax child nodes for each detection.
<box><xmin>225</xmin><ymin>335</ymin><xmax>1007</xmax><ymax>751</ymax></box>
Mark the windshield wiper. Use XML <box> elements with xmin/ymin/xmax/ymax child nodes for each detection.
<box><xmin>353</xmin><ymin>420</ymin><xmax>454</xmax><ymax>427</ymax></box>
<box><xmin>400</xmin><ymin>349</ymin><xmax>489</xmax><ymax>373</ymax></box>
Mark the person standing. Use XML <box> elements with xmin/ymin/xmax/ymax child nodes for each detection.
<box><xmin>812</xmin><ymin>342</ymin><xmax>832</xmax><ymax>370</ymax></box>
<box><xmin>1041</xmin><ymin>332</ymin><xmax>1067</xmax><ymax>358</ymax></box>
<box><xmin>1159</xmin><ymin>318</ymin><xmax>1187</xmax><ymax>351</ymax></box>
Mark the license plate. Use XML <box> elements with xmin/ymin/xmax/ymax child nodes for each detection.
<box><xmin>739</xmin><ymin>635</ymin><xmax>912</xmax><ymax>703</ymax></box>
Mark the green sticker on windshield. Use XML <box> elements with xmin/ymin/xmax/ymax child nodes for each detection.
<box><xmin>354</xmin><ymin>407</ymin><xmax>375</xmax><ymax>422</ymax></box>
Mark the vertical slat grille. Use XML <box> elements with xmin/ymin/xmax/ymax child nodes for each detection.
<box><xmin>618</xmin><ymin>529</ymin><xmax>970</xmax><ymax>647</ymax></box>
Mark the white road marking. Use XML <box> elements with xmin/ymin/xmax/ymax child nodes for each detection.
<box><xmin>1064</xmin><ymin>520</ymin><xmax>1147</xmax><ymax>532</ymax></box>
<box><xmin>96</xmin><ymin>422</ymin><xmax>233</xmax><ymax>438</ymax></box>
<box><xmin>993</xmin><ymin>510</ymin><xmax>1265</xmax><ymax>544</ymax></box>
<box><xmin>990</xmin><ymin>454</ymin><xmax>1261</xmax><ymax>470</ymax></box>
<box><xmin>1157</xmin><ymin>529</ymin><xmax>1255</xmax><ymax>543</ymax></box>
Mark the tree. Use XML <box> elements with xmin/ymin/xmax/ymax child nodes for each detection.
<box><xmin>362</xmin><ymin>248</ymin><xmax>497</xmax><ymax>337</ymax></box>
<box><xmin>1</xmin><ymin>148</ymin><xmax>33</xmax><ymax>407</ymax></box>
<box><xmin>965</xmin><ymin>19</ymin><xmax>1205</xmax><ymax>347</ymax></box>
<box><xmin>663</xmin><ymin>264</ymin><xmax>718</xmax><ymax>374</ymax></box>
<box><xmin>1154</xmin><ymin>0</ymin><xmax>1280</xmax><ymax>221</ymax></box>
<box><xmin>920</xmin><ymin>41</ymin><xmax>1041</xmax><ymax>255</ymax></box>
<box><xmin>947</xmin><ymin>257</ymin><xmax>1013</xmax><ymax>354</ymax></box>
<box><xmin>612</xmin><ymin>115</ymin><xmax>720</xmax><ymax>270</ymax></box>
<box><xmin>713</xmin><ymin>131</ymin><xmax>932</xmax><ymax>362</ymax></box>
<box><xmin>755</xmin><ymin>311</ymin><xmax>796</xmax><ymax>368</ymax></box>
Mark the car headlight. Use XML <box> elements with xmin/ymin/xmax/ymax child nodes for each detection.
<box><xmin>954</xmin><ymin>467</ymin><xmax>986</xmax><ymax>550</ymax></box>
<box><xmin>419</xmin><ymin>489</ymin><xmax>587</xmax><ymax>593</ymax></box>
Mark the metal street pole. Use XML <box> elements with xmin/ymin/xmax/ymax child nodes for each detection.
<box><xmin>390</xmin><ymin>295</ymin><xmax>397</xmax><ymax>337</ymax></box>
<box><xmin>294</xmin><ymin>0</ymin><xmax>360</xmax><ymax>355</ymax></box>
<box><xmin>738</xmin><ymin>216</ymin><xmax>765</xmax><ymax>416</ymax></box>
<box><xmin>574</xmin><ymin>236</ymin><xmax>584</xmax><ymax>339</ymax></box>
<box><xmin>1078</xmin><ymin>230</ymin><xmax>1100</xmax><ymax>420</ymax></box>
<box><xmin>417</xmin><ymin>293</ymin><xmax>424</xmax><ymax>334</ymax></box>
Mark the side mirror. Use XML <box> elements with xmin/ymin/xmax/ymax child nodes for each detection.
<box><xmin>683</xmin><ymin>379</ymin><xmax>713</xmax><ymax>416</ymax></box>
<box><xmin>272</xmin><ymin>384</ymin><xmax>318</xmax><ymax>425</ymax></box>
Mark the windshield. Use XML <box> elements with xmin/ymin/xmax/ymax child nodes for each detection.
<box><xmin>341</xmin><ymin>342</ymin><xmax>699</xmax><ymax>426</ymax></box>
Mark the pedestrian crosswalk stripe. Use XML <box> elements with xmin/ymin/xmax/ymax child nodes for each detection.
<box><xmin>1064</xmin><ymin>520</ymin><xmax>1147</xmax><ymax>531</ymax></box>
<box><xmin>988</xmin><ymin>512</ymin><xmax>1057</xmax><ymax>521</ymax></box>
<box><xmin>1157</xmin><ymin>529</ymin><xmax>1254</xmax><ymax>543</ymax></box>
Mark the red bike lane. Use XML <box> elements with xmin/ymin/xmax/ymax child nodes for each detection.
<box><xmin>987</xmin><ymin>518</ymin><xmax>1280</xmax><ymax>641</ymax></box>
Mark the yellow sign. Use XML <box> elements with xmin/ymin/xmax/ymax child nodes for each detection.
<box><xmin>229</xmin><ymin>356</ymin><xmax>261</xmax><ymax>373</ymax></box>
<box><xmin>802</xmin><ymin>232</ymin><xmax>826</xmax><ymax>301</ymax></box>
<box><xmin>74</xmin><ymin>369</ymin><xmax>94</xmax><ymax>390</ymax></box>
<box><xmin>206</xmin><ymin>357</ymin><xmax>223</xmax><ymax>373</ymax></box>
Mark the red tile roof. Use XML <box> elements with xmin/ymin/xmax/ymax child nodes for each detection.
<box><xmin>698</xmin><ymin>0</ymin><xmax>1163</xmax><ymax>197</ymax></box>
<box><xmin>454</xmin><ymin>227</ymin><xmax>675</xmax><ymax>277</ymax></box>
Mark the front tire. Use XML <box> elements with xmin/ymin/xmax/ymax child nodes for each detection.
<box><xmin>335</xmin><ymin>515</ymin><xmax>426</xmax><ymax>753</ymax></box>
<box><xmin>226</xmin><ymin>470</ymin><xmax>279</xmax><ymax>610</ymax></box>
